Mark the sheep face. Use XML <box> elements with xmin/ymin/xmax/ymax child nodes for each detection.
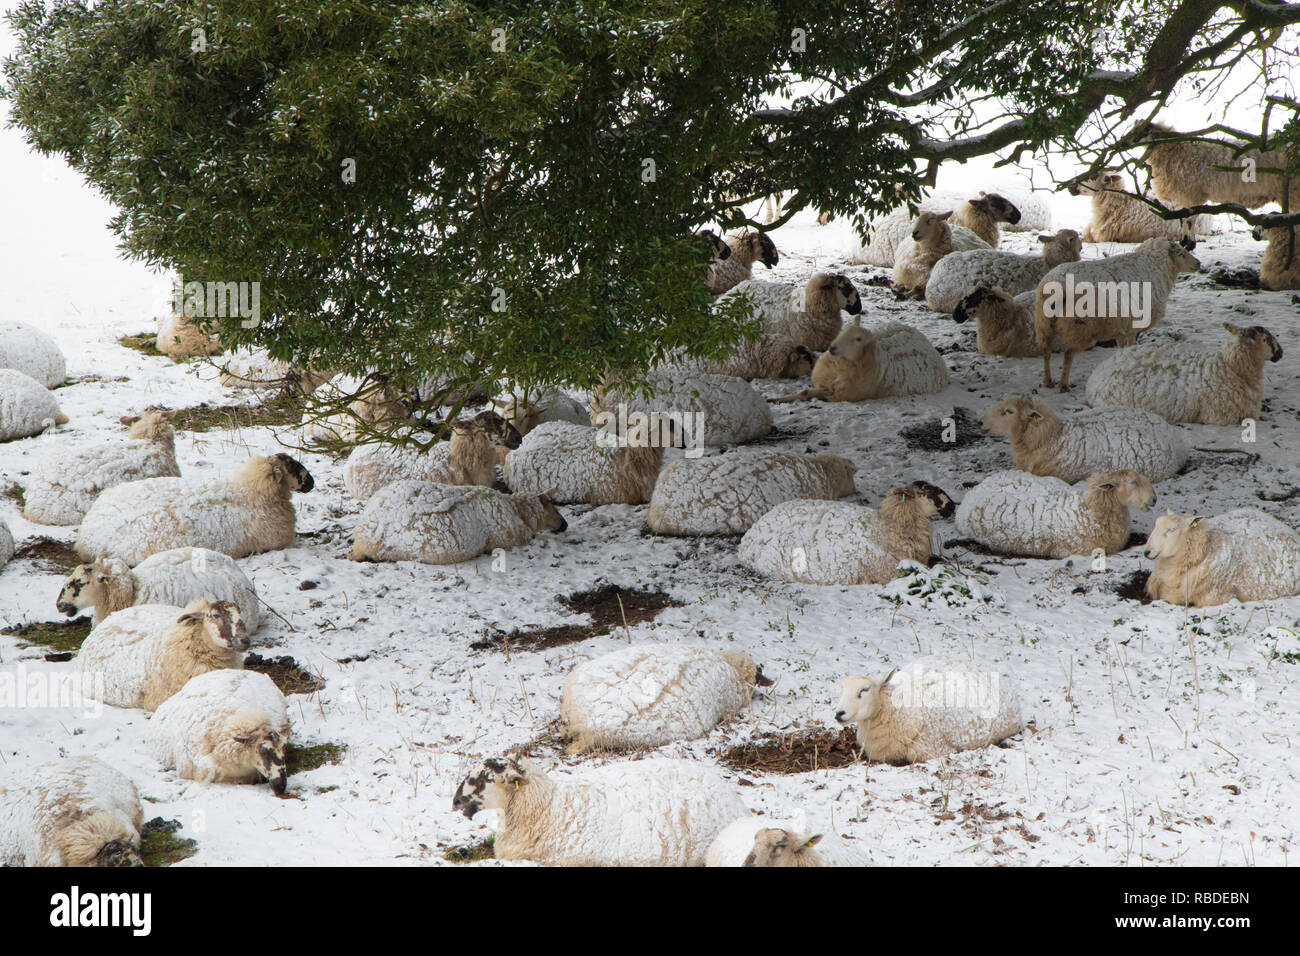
<box><xmin>224</xmin><ymin>710</ymin><xmax>289</xmax><ymax>794</ymax></box>
<box><xmin>452</xmin><ymin>758</ymin><xmax>525</xmax><ymax>818</ymax></box>
<box><xmin>57</xmin><ymin>563</ymin><xmax>102</xmax><ymax>616</ymax></box>
<box><xmin>818</xmin><ymin>273</ymin><xmax>862</xmax><ymax>315</ymax></box>
<box><xmin>825</xmin><ymin>324</ymin><xmax>873</xmax><ymax>362</ymax></box>
<box><xmin>835</xmin><ymin>672</ymin><xmax>895</xmax><ymax>726</ymax></box>
<box><xmin>269</xmin><ymin>453</ymin><xmax>315</xmax><ymax>493</ymax></box>
<box><xmin>461</xmin><ymin>410</ymin><xmax>523</xmax><ymax>449</ymax></box>
<box><xmin>1162</xmin><ymin>239</ymin><xmax>1201</xmax><ymax>274</ymax></box>
<box><xmin>899</xmin><ymin>481</ymin><xmax>956</xmax><ymax>518</ymax></box>
<box><xmin>1144</xmin><ymin>511</ymin><xmax>1196</xmax><ymax>560</ymax></box>
<box><xmin>910</xmin><ymin>210</ymin><xmax>952</xmax><ymax>242</ymax></box>
<box><xmin>1089</xmin><ymin>470</ymin><xmax>1155</xmax><ymax>510</ymax></box>
<box><xmin>1067</xmin><ymin>172</ymin><xmax>1123</xmax><ymax>196</ymax></box>
<box><xmin>982</xmin><ymin>397</ymin><xmax>1037</xmax><ymax>437</ymax></box>
<box><xmin>743</xmin><ymin>828</ymin><xmax>822</xmax><ymax>867</ymax></box>
<box><xmin>1224</xmin><ymin>323</ymin><xmax>1283</xmax><ymax>363</ymax></box>
<box><xmin>537</xmin><ymin>493</ymin><xmax>567</xmax><ymax>533</ymax></box>
<box><xmin>953</xmin><ymin>286</ymin><xmax>1010</xmax><ymax>324</ymax></box>
<box><xmin>1038</xmin><ymin>230</ymin><xmax>1083</xmax><ymax>263</ymax></box>
<box><xmin>179</xmin><ymin>600</ymin><xmax>249</xmax><ymax>653</ymax></box>
<box><xmin>747</xmin><ymin>231</ymin><xmax>780</xmax><ymax>268</ymax></box>
<box><xmin>695</xmin><ymin>229</ymin><xmax>730</xmax><ymax>260</ymax></box>
<box><xmin>975</xmin><ymin>191</ymin><xmax>1022</xmax><ymax>225</ymax></box>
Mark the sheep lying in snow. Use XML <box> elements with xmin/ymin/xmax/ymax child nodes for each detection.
<box><xmin>148</xmin><ymin>669</ymin><xmax>291</xmax><ymax>794</ymax></box>
<box><xmin>593</xmin><ymin>369</ymin><xmax>773</xmax><ymax>446</ymax></box>
<box><xmin>834</xmin><ymin>655</ymin><xmax>1024</xmax><ymax>764</ymax></box>
<box><xmin>1255</xmin><ymin>225</ymin><xmax>1300</xmax><ymax>291</ymax></box>
<box><xmin>350</xmin><ymin>480</ymin><xmax>566</xmax><ymax>564</ymax></box>
<box><xmin>955</xmin><ymin>469</ymin><xmax>1154</xmax><ymax>558</ymax></box>
<box><xmin>1087</xmin><ymin>323</ymin><xmax>1282</xmax><ymax>425</ymax></box>
<box><xmin>983</xmin><ymin>397</ymin><xmax>1188</xmax><ymax>483</ymax></box>
<box><xmin>0</xmin><ymin>368</ymin><xmax>67</xmax><ymax>440</ymax></box>
<box><xmin>1145</xmin><ymin>509</ymin><xmax>1300</xmax><ymax>606</ymax></box>
<box><xmin>22</xmin><ymin>410</ymin><xmax>180</xmax><ymax>525</ymax></box>
<box><xmin>1142</xmin><ymin>121</ymin><xmax>1297</xmax><ymax>211</ymax></box>
<box><xmin>892</xmin><ymin>211</ymin><xmax>961</xmax><ymax>297</ymax></box>
<box><xmin>560</xmin><ymin>646</ymin><xmax>763</xmax><ymax>753</ymax></box>
<box><xmin>706</xmin><ymin>231</ymin><xmax>780</xmax><ymax>296</ymax></box>
<box><xmin>343</xmin><ymin>411</ymin><xmax>522</xmax><ymax>501</ymax></box>
<box><xmin>504</xmin><ymin>420</ymin><xmax>665</xmax><ymax>505</ymax></box>
<box><xmin>0</xmin><ymin>520</ymin><xmax>12</xmax><ymax>570</ymax></box>
<box><xmin>75</xmin><ymin>599</ymin><xmax>248</xmax><ymax>711</ymax></box>
<box><xmin>739</xmin><ymin>482</ymin><xmax>955</xmax><ymax>585</ymax></box>
<box><xmin>952</xmin><ymin>287</ymin><xmax>1063</xmax><ymax>357</ymax></box>
<box><xmin>771</xmin><ymin>319</ymin><xmax>948</xmax><ymax>403</ymax></box>
<box><xmin>0</xmin><ymin>757</ymin><xmax>142</xmax><ymax>867</ymax></box>
<box><xmin>924</xmin><ymin>229</ymin><xmax>1083</xmax><ymax>313</ymax></box>
<box><xmin>0</xmin><ymin>321</ymin><xmax>67</xmax><ymax>389</ymax></box>
<box><xmin>215</xmin><ymin>347</ymin><xmax>333</xmax><ymax>394</ymax></box>
<box><xmin>58</xmin><ymin>548</ymin><xmax>260</xmax><ymax>631</ymax></box>
<box><xmin>1034</xmin><ymin>237</ymin><xmax>1200</xmax><ymax>391</ymax></box>
<box><xmin>300</xmin><ymin>375</ymin><xmax>412</xmax><ymax>446</ymax></box>
<box><xmin>1069</xmin><ymin>172</ymin><xmax>1203</xmax><ymax>243</ymax></box>
<box><xmin>76</xmin><ymin>453</ymin><xmax>314</xmax><ymax>566</ymax></box>
<box><xmin>850</xmin><ymin>193</ymin><xmax>1020</xmax><ymax>266</ymax></box>
<box><xmin>706</xmin><ymin>815</ymin><xmax>868</xmax><ymax>867</ymax></box>
<box><xmin>452</xmin><ymin>757</ymin><xmax>746</xmax><ymax>866</ymax></box>
<box><xmin>494</xmin><ymin>389</ymin><xmax>590</xmax><ymax>439</ymax></box>
<box><xmin>646</xmin><ymin>450</ymin><xmax>857</xmax><ymax>536</ymax></box>
<box><xmin>155</xmin><ymin>311</ymin><xmax>221</xmax><ymax>359</ymax></box>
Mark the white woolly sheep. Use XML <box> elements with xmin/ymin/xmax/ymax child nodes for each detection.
<box><xmin>215</xmin><ymin>347</ymin><xmax>333</xmax><ymax>394</ymax></box>
<box><xmin>0</xmin><ymin>368</ymin><xmax>67</xmax><ymax>441</ymax></box>
<box><xmin>76</xmin><ymin>599</ymin><xmax>248</xmax><ymax>711</ymax></box>
<box><xmin>1143</xmin><ymin>122</ymin><xmax>1296</xmax><ymax>212</ymax></box>
<box><xmin>452</xmin><ymin>756</ymin><xmax>746</xmax><ymax>866</ymax></box>
<box><xmin>706</xmin><ymin>820</ymin><xmax>868</xmax><ymax>867</ymax></box>
<box><xmin>57</xmin><ymin>548</ymin><xmax>261</xmax><ymax>630</ymax></box>
<box><xmin>952</xmin><ymin>287</ymin><xmax>1063</xmax><ymax>357</ymax></box>
<box><xmin>834</xmin><ymin>655</ymin><xmax>1024</xmax><ymax>764</ymax></box>
<box><xmin>955</xmin><ymin>469</ymin><xmax>1155</xmax><ymax>558</ymax></box>
<box><xmin>504</xmin><ymin>420</ymin><xmax>666</xmax><ymax>505</ymax></box>
<box><xmin>983</xmin><ymin>396</ymin><xmax>1188</xmax><ymax>482</ymax></box>
<box><xmin>0</xmin><ymin>757</ymin><xmax>142</xmax><ymax>867</ymax></box>
<box><xmin>350</xmin><ymin>479</ymin><xmax>566</xmax><ymax>564</ymax></box>
<box><xmin>155</xmin><ymin>311</ymin><xmax>221</xmax><ymax>359</ymax></box>
<box><xmin>1069</xmin><ymin>172</ymin><xmax>1203</xmax><ymax>243</ymax></box>
<box><xmin>1255</xmin><ymin>225</ymin><xmax>1300</xmax><ymax>291</ymax></box>
<box><xmin>771</xmin><ymin>319</ymin><xmax>949</xmax><ymax>403</ymax></box>
<box><xmin>592</xmin><ymin>369</ymin><xmax>773</xmax><ymax>446</ymax></box>
<box><xmin>75</xmin><ymin>453</ymin><xmax>314</xmax><ymax>566</ymax></box>
<box><xmin>0</xmin><ymin>520</ymin><xmax>13</xmax><ymax>570</ymax></box>
<box><xmin>1034</xmin><ymin>237</ymin><xmax>1201</xmax><ymax>391</ymax></box>
<box><xmin>147</xmin><ymin>668</ymin><xmax>291</xmax><ymax>795</ymax></box>
<box><xmin>706</xmin><ymin>231</ymin><xmax>780</xmax><ymax>296</ymax></box>
<box><xmin>646</xmin><ymin>450</ymin><xmax>857</xmax><ymax>536</ymax></box>
<box><xmin>892</xmin><ymin>210</ymin><xmax>961</xmax><ymax>297</ymax></box>
<box><xmin>22</xmin><ymin>410</ymin><xmax>180</xmax><ymax>525</ymax></box>
<box><xmin>494</xmin><ymin>388</ymin><xmax>590</xmax><ymax>438</ymax></box>
<box><xmin>560</xmin><ymin>645</ymin><xmax>763</xmax><ymax>753</ymax></box>
<box><xmin>738</xmin><ymin>481</ymin><xmax>955</xmax><ymax>585</ymax></box>
<box><xmin>850</xmin><ymin>193</ymin><xmax>1020</xmax><ymax>266</ymax></box>
<box><xmin>1087</xmin><ymin>323</ymin><xmax>1282</xmax><ymax>425</ymax></box>
<box><xmin>0</xmin><ymin>321</ymin><xmax>67</xmax><ymax>389</ymax></box>
<box><xmin>926</xmin><ymin>186</ymin><xmax>1051</xmax><ymax>233</ymax></box>
<box><xmin>924</xmin><ymin>229</ymin><xmax>1083</xmax><ymax>313</ymax></box>
<box><xmin>1145</xmin><ymin>508</ymin><xmax>1300</xmax><ymax>607</ymax></box>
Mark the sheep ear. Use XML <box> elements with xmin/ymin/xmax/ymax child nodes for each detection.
<box><xmin>939</xmin><ymin>210</ymin><xmax>953</xmax><ymax>220</ymax></box>
<box><xmin>1037</xmin><ymin>235</ymin><xmax>1051</xmax><ymax>243</ymax></box>
<box><xmin>1223</xmin><ymin>322</ymin><xmax>1241</xmax><ymax>335</ymax></box>
<box><xmin>270</xmin><ymin>461</ymin><xmax>285</xmax><ymax>483</ymax></box>
<box><xmin>1188</xmin><ymin>516</ymin><xmax>1201</xmax><ymax>528</ymax></box>
<box><xmin>880</xmin><ymin>667</ymin><xmax>898</xmax><ymax>687</ymax></box>
<box><xmin>805</xmin><ymin>834</ymin><xmax>823</xmax><ymax>847</ymax></box>
<box><xmin>177</xmin><ymin>612</ymin><xmax>201</xmax><ymax>626</ymax></box>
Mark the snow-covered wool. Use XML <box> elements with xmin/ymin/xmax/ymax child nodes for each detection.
<box><xmin>1142</xmin><ymin>121</ymin><xmax>1297</xmax><ymax>211</ymax></box>
<box><xmin>57</xmin><ymin>549</ymin><xmax>261</xmax><ymax>631</ymax></box>
<box><xmin>0</xmin><ymin>320</ymin><xmax>67</xmax><ymax>388</ymax></box>
<box><xmin>1144</xmin><ymin>509</ymin><xmax>1300</xmax><ymax>607</ymax></box>
<box><xmin>75</xmin><ymin>453</ymin><xmax>314</xmax><ymax>566</ymax></box>
<box><xmin>738</xmin><ymin>481</ymin><xmax>955</xmax><ymax>585</ymax></box>
<box><xmin>0</xmin><ymin>368</ymin><xmax>67</xmax><ymax>441</ymax></box>
<box><xmin>343</xmin><ymin>412</ymin><xmax>522</xmax><ymax>501</ymax></box>
<box><xmin>155</xmin><ymin>311</ymin><xmax>221</xmax><ymax>359</ymax></box>
<box><xmin>22</xmin><ymin>410</ymin><xmax>180</xmax><ymax>525</ymax></box>
<box><xmin>834</xmin><ymin>655</ymin><xmax>1024</xmax><ymax>764</ymax></box>
<box><xmin>494</xmin><ymin>388</ymin><xmax>590</xmax><ymax>438</ymax></box>
<box><xmin>300</xmin><ymin>375</ymin><xmax>411</xmax><ymax>446</ymax></box>
<box><xmin>0</xmin><ymin>757</ymin><xmax>142</xmax><ymax>867</ymax></box>
<box><xmin>147</xmin><ymin>669</ymin><xmax>291</xmax><ymax>795</ymax></box>
<box><xmin>1070</xmin><ymin>172</ymin><xmax>1203</xmax><ymax>243</ymax></box>
<box><xmin>1086</xmin><ymin>323</ymin><xmax>1282</xmax><ymax>426</ymax></box>
<box><xmin>771</xmin><ymin>319</ymin><xmax>948</xmax><ymax>403</ymax></box>
<box><xmin>592</xmin><ymin>369</ymin><xmax>773</xmax><ymax>446</ymax></box>
<box><xmin>646</xmin><ymin>450</ymin><xmax>858</xmax><ymax>536</ymax></box>
<box><xmin>215</xmin><ymin>348</ymin><xmax>333</xmax><ymax>394</ymax></box>
<box><xmin>1033</xmin><ymin>238</ymin><xmax>1200</xmax><ymax>391</ymax></box>
<box><xmin>892</xmin><ymin>211</ymin><xmax>959</xmax><ymax>296</ymax></box>
<box><xmin>954</xmin><ymin>469</ymin><xmax>1155</xmax><ymax>558</ymax></box>
<box><xmin>706</xmin><ymin>231</ymin><xmax>780</xmax><ymax>296</ymax></box>
<box><xmin>504</xmin><ymin>420</ymin><xmax>665</xmax><ymax>505</ymax></box>
<box><xmin>76</xmin><ymin>599</ymin><xmax>248</xmax><ymax>711</ymax></box>
<box><xmin>452</xmin><ymin>757</ymin><xmax>746</xmax><ymax>866</ymax></box>
<box><xmin>849</xmin><ymin>193</ymin><xmax>1018</xmax><ymax>266</ymax></box>
<box><xmin>0</xmin><ymin>520</ymin><xmax>13</xmax><ymax>569</ymax></box>
<box><xmin>924</xmin><ymin>229</ymin><xmax>1083</xmax><ymax>313</ymax></box>
<box><xmin>982</xmin><ymin>397</ymin><xmax>1189</xmax><ymax>482</ymax></box>
<box><xmin>952</xmin><ymin>287</ymin><xmax>1062</xmax><ymax>357</ymax></box>
<box><xmin>350</xmin><ymin>480</ymin><xmax>566</xmax><ymax>564</ymax></box>
<box><xmin>678</xmin><ymin>273</ymin><xmax>863</xmax><ymax>379</ymax></box>
<box><xmin>560</xmin><ymin>646</ymin><xmax>760</xmax><ymax>753</ymax></box>
<box><xmin>1256</xmin><ymin>225</ymin><xmax>1300</xmax><ymax>291</ymax></box>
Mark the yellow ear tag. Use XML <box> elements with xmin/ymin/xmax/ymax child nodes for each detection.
<box><xmin>805</xmin><ymin>840</ymin><xmax>815</xmax><ymax>847</ymax></box>
<box><xmin>514</xmin><ymin>781</ymin><xmax>520</xmax><ymax>790</ymax></box>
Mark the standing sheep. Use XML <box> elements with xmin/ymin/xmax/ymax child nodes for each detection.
<box><xmin>1144</xmin><ymin>509</ymin><xmax>1300</xmax><ymax>606</ymax></box>
<box><xmin>770</xmin><ymin>319</ymin><xmax>949</xmax><ymax>403</ymax></box>
<box><xmin>0</xmin><ymin>368</ymin><xmax>67</xmax><ymax>441</ymax></box>
<box><xmin>850</xmin><ymin>193</ymin><xmax>1020</xmax><ymax>266</ymax></box>
<box><xmin>504</xmin><ymin>420</ymin><xmax>666</xmax><ymax>505</ymax></box>
<box><xmin>1255</xmin><ymin>225</ymin><xmax>1300</xmax><ymax>291</ymax></box>
<box><xmin>706</xmin><ymin>231</ymin><xmax>780</xmax><ymax>296</ymax></box>
<box><xmin>952</xmin><ymin>286</ymin><xmax>1062</xmax><ymax>358</ymax></box>
<box><xmin>1142</xmin><ymin>122</ymin><xmax>1296</xmax><ymax>211</ymax></box>
<box><xmin>738</xmin><ymin>481</ymin><xmax>955</xmax><ymax>585</ymax></box>
<box><xmin>1069</xmin><ymin>172</ymin><xmax>1203</xmax><ymax>244</ymax></box>
<box><xmin>592</xmin><ymin>369</ymin><xmax>773</xmax><ymax>447</ymax></box>
<box><xmin>834</xmin><ymin>655</ymin><xmax>1024</xmax><ymax>764</ymax></box>
<box><xmin>0</xmin><ymin>320</ymin><xmax>67</xmax><ymax>389</ymax></box>
<box><xmin>452</xmin><ymin>757</ymin><xmax>746</xmax><ymax>866</ymax></box>
<box><xmin>924</xmin><ymin>229</ymin><xmax>1083</xmax><ymax>313</ymax></box>
<box><xmin>954</xmin><ymin>469</ymin><xmax>1155</xmax><ymax>558</ymax></box>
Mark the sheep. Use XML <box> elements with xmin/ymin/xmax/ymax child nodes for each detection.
<box><xmin>954</xmin><ymin>469</ymin><xmax>1154</xmax><ymax>558</ymax></box>
<box><xmin>57</xmin><ymin>548</ymin><xmax>261</xmax><ymax>631</ymax></box>
<box><xmin>924</xmin><ymin>229</ymin><xmax>1083</xmax><ymax>313</ymax></box>
<box><xmin>646</xmin><ymin>450</ymin><xmax>857</xmax><ymax>536</ymax></box>
<box><xmin>982</xmin><ymin>396</ymin><xmax>1189</xmax><ymax>482</ymax></box>
<box><xmin>738</xmin><ymin>481</ymin><xmax>955</xmax><ymax>585</ymax></box>
<box><xmin>1255</xmin><ymin>225</ymin><xmax>1300</xmax><ymax>291</ymax></box>
<box><xmin>504</xmin><ymin>420</ymin><xmax>666</xmax><ymax>505</ymax></box>
<box><xmin>155</xmin><ymin>310</ymin><xmax>222</xmax><ymax>359</ymax></box>
<box><xmin>0</xmin><ymin>368</ymin><xmax>67</xmax><ymax>441</ymax></box>
<box><xmin>0</xmin><ymin>757</ymin><xmax>142</xmax><ymax>867</ymax></box>
<box><xmin>300</xmin><ymin>375</ymin><xmax>412</xmax><ymax>446</ymax></box>
<box><xmin>215</xmin><ymin>347</ymin><xmax>333</xmax><ymax>394</ymax></box>
<box><xmin>75</xmin><ymin>453</ymin><xmax>314</xmax><ymax>566</ymax></box>
<box><xmin>147</xmin><ymin>668</ymin><xmax>291</xmax><ymax>794</ymax></box>
<box><xmin>850</xmin><ymin>193</ymin><xmax>1020</xmax><ymax>266</ymax></box>
<box><xmin>1086</xmin><ymin>323</ymin><xmax>1282</xmax><ymax>426</ymax></box>
<box><xmin>350</xmin><ymin>480</ymin><xmax>565</xmax><ymax>564</ymax></box>
<box><xmin>494</xmin><ymin>388</ymin><xmax>590</xmax><ymax>438</ymax></box>
<box><xmin>1033</xmin><ymin>237</ymin><xmax>1200</xmax><ymax>391</ymax></box>
<box><xmin>21</xmin><ymin>410</ymin><xmax>180</xmax><ymax>525</ymax></box>
<box><xmin>705</xmin><ymin>815</ymin><xmax>865</xmax><ymax>866</ymax></box>
<box><xmin>706</xmin><ymin>231</ymin><xmax>780</xmax><ymax>296</ymax></box>
<box><xmin>1069</xmin><ymin>171</ymin><xmax>1203</xmax><ymax>243</ymax></box>
<box><xmin>0</xmin><ymin>320</ymin><xmax>67</xmax><ymax>389</ymax></box>
<box><xmin>0</xmin><ymin>520</ymin><xmax>12</xmax><ymax>570</ymax></box>
<box><xmin>592</xmin><ymin>369</ymin><xmax>773</xmax><ymax>446</ymax></box>
<box><xmin>952</xmin><ymin>287</ymin><xmax>1065</xmax><ymax>357</ymax></box>
<box><xmin>452</xmin><ymin>757</ymin><xmax>746</xmax><ymax>866</ymax></box>
<box><xmin>770</xmin><ymin>319</ymin><xmax>949</xmax><ymax>403</ymax></box>
<box><xmin>1142</xmin><ymin>121</ymin><xmax>1296</xmax><ymax>212</ymax></box>
<box><xmin>833</xmin><ymin>655</ymin><xmax>1024</xmax><ymax>764</ymax></box>
<box><xmin>892</xmin><ymin>210</ymin><xmax>960</xmax><ymax>297</ymax></box>
<box><xmin>343</xmin><ymin>411</ymin><xmax>522</xmax><ymax>501</ymax></box>
<box><xmin>560</xmin><ymin>646</ymin><xmax>762</xmax><ymax>753</ymax></box>
<box><xmin>678</xmin><ymin>273</ymin><xmax>863</xmax><ymax>379</ymax></box>
<box><xmin>1144</xmin><ymin>509</ymin><xmax>1300</xmax><ymax>607</ymax></box>
<box><xmin>925</xmin><ymin>187</ymin><xmax>1051</xmax><ymax>233</ymax></box>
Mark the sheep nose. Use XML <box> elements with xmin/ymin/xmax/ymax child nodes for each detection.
<box><xmin>828</xmin><ymin>346</ymin><xmax>838</xmax><ymax>355</ymax></box>
<box><xmin>834</xmin><ymin>709</ymin><xmax>847</xmax><ymax>722</ymax></box>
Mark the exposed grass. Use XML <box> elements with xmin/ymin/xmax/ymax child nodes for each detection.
<box><xmin>286</xmin><ymin>742</ymin><xmax>346</xmax><ymax>776</ymax></box>
<box><xmin>443</xmin><ymin>837</ymin><xmax>494</xmax><ymax>863</ymax></box>
<box><xmin>1</xmin><ymin>618</ymin><xmax>91</xmax><ymax>654</ymax></box>
<box><xmin>471</xmin><ymin>585</ymin><xmax>682</xmax><ymax>652</ymax></box>
<box><xmin>117</xmin><ymin>332</ymin><xmax>162</xmax><ymax>356</ymax></box>
<box><xmin>719</xmin><ymin>726</ymin><xmax>861</xmax><ymax>774</ymax></box>
<box><xmin>1</xmin><ymin>482</ymin><xmax>24</xmax><ymax>509</ymax></box>
<box><xmin>165</xmin><ymin>392</ymin><xmax>301</xmax><ymax>433</ymax></box>
<box><xmin>139</xmin><ymin>818</ymin><xmax>198</xmax><ymax>867</ymax></box>
<box><xmin>244</xmin><ymin>652</ymin><xmax>325</xmax><ymax>694</ymax></box>
<box><xmin>12</xmin><ymin>536</ymin><xmax>80</xmax><ymax>574</ymax></box>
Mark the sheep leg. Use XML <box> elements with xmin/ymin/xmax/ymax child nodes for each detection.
<box><xmin>1041</xmin><ymin>352</ymin><xmax>1055</xmax><ymax>388</ymax></box>
<box><xmin>769</xmin><ymin>388</ymin><xmax>830</xmax><ymax>404</ymax></box>
<box><xmin>1057</xmin><ymin>350</ymin><xmax>1075</xmax><ymax>392</ymax></box>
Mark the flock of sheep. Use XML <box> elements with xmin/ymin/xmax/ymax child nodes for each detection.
<box><xmin>0</xmin><ymin>120</ymin><xmax>1297</xmax><ymax>867</ymax></box>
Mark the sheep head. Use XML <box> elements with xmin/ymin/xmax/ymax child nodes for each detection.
<box><xmin>1145</xmin><ymin>511</ymin><xmax>1203</xmax><ymax>561</ymax></box>
<box><xmin>746</xmin><ymin>231</ymin><xmax>780</xmax><ymax>268</ymax></box>
<box><xmin>954</xmin><ymin>286</ymin><xmax>1012</xmax><ymax>324</ymax></box>
<box><xmin>910</xmin><ymin>210</ymin><xmax>952</xmax><ymax>242</ymax></box>
<box><xmin>825</xmin><ymin>323</ymin><xmax>875</xmax><ymax>362</ymax></box>
<box><xmin>1088</xmin><ymin>470</ymin><xmax>1155</xmax><ymax>511</ymax></box>
<box><xmin>835</xmin><ymin>670</ymin><xmax>896</xmax><ymax>726</ymax></box>
<box><xmin>781</xmin><ymin>346</ymin><xmax>816</xmax><ymax>377</ymax></box>
<box><xmin>743</xmin><ymin>828</ymin><xmax>822</xmax><ymax>867</ymax></box>
<box><xmin>268</xmin><ymin>453</ymin><xmax>315</xmax><ymax>493</ymax></box>
<box><xmin>458</xmin><ymin>409</ymin><xmax>523</xmax><ymax>449</ymax></box>
<box><xmin>60</xmin><ymin>813</ymin><xmax>143</xmax><ymax>868</ymax></box>
<box><xmin>974</xmin><ymin>191</ymin><xmax>1022</xmax><ymax>225</ymax></box>
<box><xmin>224</xmin><ymin>709</ymin><xmax>289</xmax><ymax>795</ymax></box>
<box><xmin>57</xmin><ymin>558</ymin><xmax>130</xmax><ymax>616</ymax></box>
<box><xmin>892</xmin><ymin>481</ymin><xmax>956</xmax><ymax>518</ymax></box>
<box><xmin>453</xmin><ymin>757</ymin><xmax>527</xmax><ymax>819</ymax></box>
<box><xmin>809</xmin><ymin>273</ymin><xmax>862</xmax><ymax>315</ymax></box>
<box><xmin>1155</xmin><ymin>238</ymin><xmax>1201</xmax><ymax>274</ymax></box>
<box><xmin>177</xmin><ymin>598</ymin><xmax>249</xmax><ymax>653</ymax></box>
<box><xmin>126</xmin><ymin>408</ymin><xmax>176</xmax><ymax>443</ymax></box>
<box><xmin>1224</xmin><ymin>323</ymin><xmax>1283</xmax><ymax>363</ymax></box>
<box><xmin>695</xmin><ymin>229</ymin><xmax>730</xmax><ymax>260</ymax></box>
<box><xmin>1038</xmin><ymin>229</ymin><xmax>1083</xmax><ymax>267</ymax></box>
<box><xmin>982</xmin><ymin>396</ymin><xmax>1051</xmax><ymax>438</ymax></box>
